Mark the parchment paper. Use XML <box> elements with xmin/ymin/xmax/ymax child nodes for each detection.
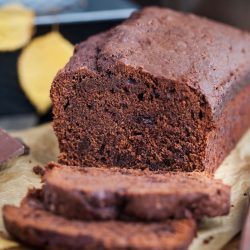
<box><xmin>0</xmin><ymin>123</ymin><xmax>250</xmax><ymax>250</ymax></box>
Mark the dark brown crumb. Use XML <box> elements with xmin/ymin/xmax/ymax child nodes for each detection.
<box><xmin>33</xmin><ymin>166</ymin><xmax>45</xmax><ymax>176</ymax></box>
<box><xmin>243</xmin><ymin>193</ymin><xmax>248</xmax><ymax>196</ymax></box>
<box><xmin>203</xmin><ymin>236</ymin><xmax>214</xmax><ymax>244</ymax></box>
<box><xmin>203</xmin><ymin>239</ymin><xmax>209</xmax><ymax>244</ymax></box>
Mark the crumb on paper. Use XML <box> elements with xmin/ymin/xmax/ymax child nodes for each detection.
<box><xmin>203</xmin><ymin>236</ymin><xmax>214</xmax><ymax>245</ymax></box>
<box><xmin>33</xmin><ymin>165</ymin><xmax>45</xmax><ymax>176</ymax></box>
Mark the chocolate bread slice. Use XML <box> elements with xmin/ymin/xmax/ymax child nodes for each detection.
<box><xmin>51</xmin><ymin>7</ymin><xmax>250</xmax><ymax>173</ymax></box>
<box><xmin>3</xmin><ymin>193</ymin><xmax>197</xmax><ymax>250</ymax></box>
<box><xmin>42</xmin><ymin>162</ymin><xmax>230</xmax><ymax>221</ymax></box>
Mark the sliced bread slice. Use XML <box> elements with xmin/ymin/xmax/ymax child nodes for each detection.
<box><xmin>43</xmin><ymin>162</ymin><xmax>230</xmax><ymax>221</ymax></box>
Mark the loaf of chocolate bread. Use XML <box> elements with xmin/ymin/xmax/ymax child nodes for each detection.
<box><xmin>51</xmin><ymin>7</ymin><xmax>250</xmax><ymax>172</ymax></box>
<box><xmin>43</xmin><ymin>162</ymin><xmax>230</xmax><ymax>221</ymax></box>
<box><xmin>3</xmin><ymin>191</ymin><xmax>197</xmax><ymax>250</ymax></box>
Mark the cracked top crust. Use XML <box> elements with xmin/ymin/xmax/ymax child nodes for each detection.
<box><xmin>61</xmin><ymin>7</ymin><xmax>250</xmax><ymax>117</ymax></box>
